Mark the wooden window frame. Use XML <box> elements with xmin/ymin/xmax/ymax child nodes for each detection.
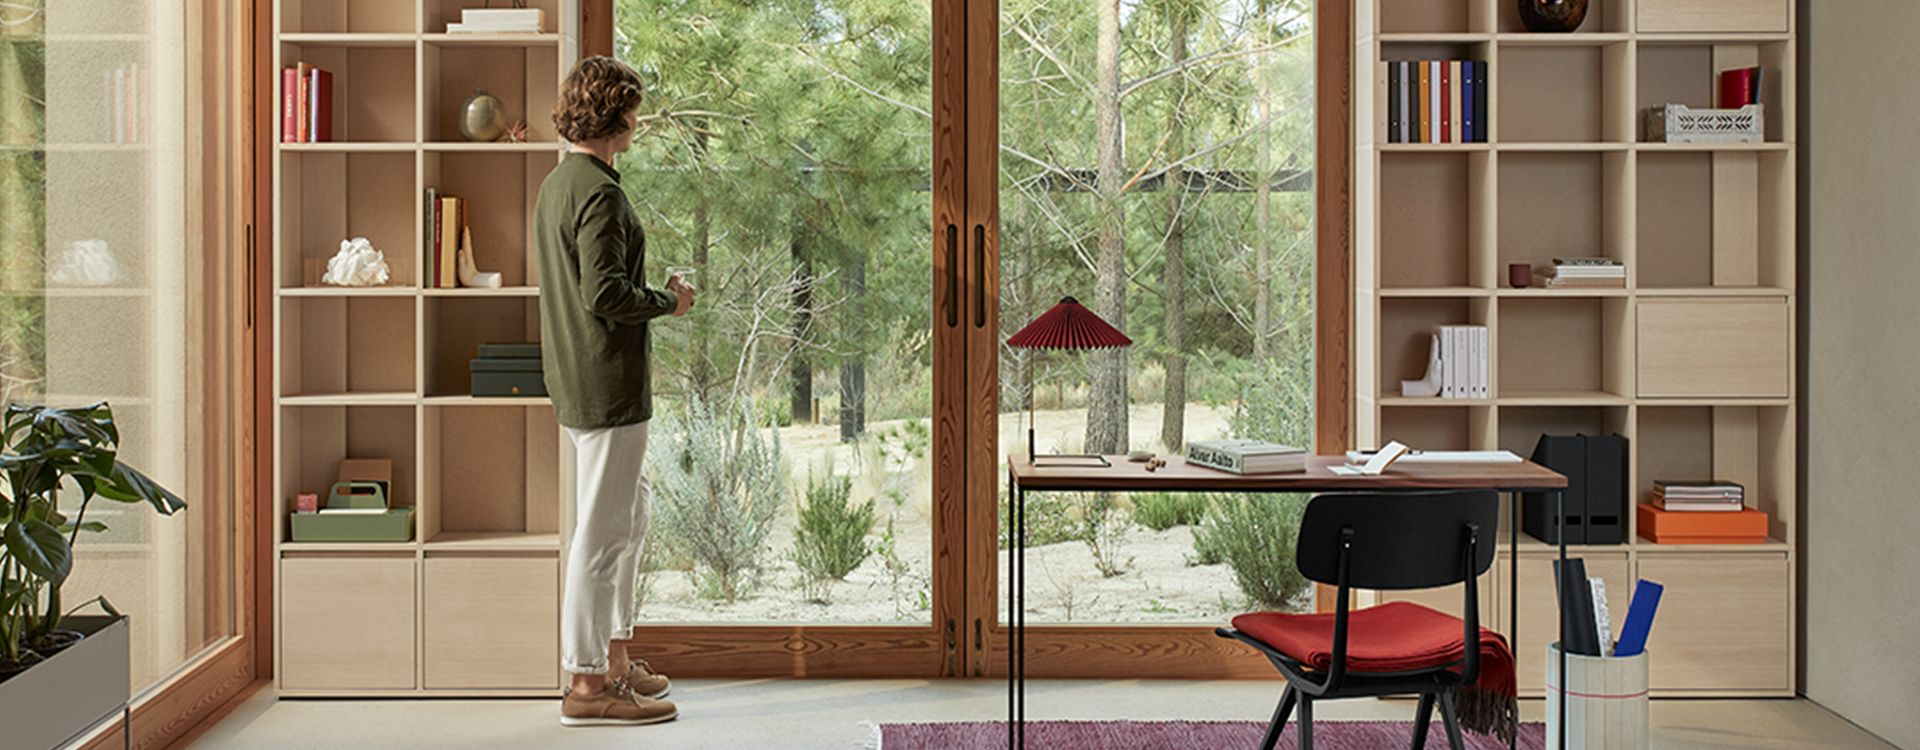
<box><xmin>516</xmin><ymin>0</ymin><xmax>1343</xmax><ymax>681</ymax></box>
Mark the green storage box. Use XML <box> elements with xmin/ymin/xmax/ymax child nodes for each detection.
<box><xmin>289</xmin><ymin>508</ymin><xmax>415</xmax><ymax>542</ymax></box>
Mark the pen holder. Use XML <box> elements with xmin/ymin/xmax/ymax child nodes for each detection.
<box><xmin>1546</xmin><ymin>642</ymin><xmax>1650</xmax><ymax>749</ymax></box>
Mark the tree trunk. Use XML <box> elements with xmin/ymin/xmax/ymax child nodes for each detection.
<box><xmin>1159</xmin><ymin>4</ymin><xmax>1191</xmax><ymax>454</ymax></box>
<box><xmin>1252</xmin><ymin>3</ymin><xmax>1274</xmax><ymax>364</ymax></box>
<box><xmin>1085</xmin><ymin>0</ymin><xmax>1128</xmax><ymax>455</ymax></box>
<box><xmin>839</xmin><ymin>249</ymin><xmax>867</xmax><ymax>442</ymax></box>
<box><xmin>689</xmin><ymin>130</ymin><xmax>718</xmax><ymax>405</ymax></box>
<box><xmin>789</xmin><ymin>231</ymin><xmax>813</xmax><ymax>424</ymax></box>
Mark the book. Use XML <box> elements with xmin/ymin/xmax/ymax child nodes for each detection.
<box><xmin>1418</xmin><ymin>61</ymin><xmax>1431</xmax><ymax>144</ymax></box>
<box><xmin>1399</xmin><ymin>62</ymin><xmax>1413</xmax><ymax>144</ymax></box>
<box><xmin>1439</xmin><ymin>61</ymin><xmax>1451</xmax><ymax>143</ymax></box>
<box><xmin>1589</xmin><ymin>577</ymin><xmax>1613</xmax><ymax>657</ymax></box>
<box><xmin>438</xmin><ymin>196</ymin><xmax>462</xmax><ymax>289</ymax></box>
<box><xmin>424</xmin><ymin>187</ymin><xmax>438</xmax><ymax>287</ymax></box>
<box><xmin>1473</xmin><ymin>60</ymin><xmax>1487</xmax><ymax>143</ymax></box>
<box><xmin>1330</xmin><ymin>440</ymin><xmax>1409</xmax><ymax>476</ymax></box>
<box><xmin>309</xmin><ymin>67</ymin><xmax>333</xmax><ymax>143</ymax></box>
<box><xmin>282</xmin><ymin>67</ymin><xmax>299</xmax><ymax>144</ymax></box>
<box><xmin>1461</xmin><ymin>60</ymin><xmax>1476</xmax><ymax>143</ymax></box>
<box><xmin>1552</xmin><ymin>256</ymin><xmax>1622</xmax><ymax>267</ymax></box>
<box><xmin>1448</xmin><ymin>60</ymin><xmax>1462</xmax><ymax>144</ymax></box>
<box><xmin>1428</xmin><ymin>59</ymin><xmax>1440</xmax><ymax>143</ymax></box>
<box><xmin>1346</xmin><ymin>449</ymin><xmax>1520</xmax><ymax>464</ymax></box>
<box><xmin>1612</xmin><ymin>580</ymin><xmax>1664</xmax><ymax>657</ymax></box>
<box><xmin>1186</xmin><ymin>439</ymin><xmax>1308</xmax><ymax>474</ymax></box>
<box><xmin>1544</xmin><ymin>276</ymin><xmax>1627</xmax><ymax>289</ymax></box>
<box><xmin>1386</xmin><ymin>62</ymin><xmax>1401</xmax><ymax>144</ymax></box>
<box><xmin>1719</xmin><ymin>67</ymin><xmax>1761</xmax><ymax>108</ymax></box>
<box><xmin>295</xmin><ymin>61</ymin><xmax>311</xmax><ymax>143</ymax></box>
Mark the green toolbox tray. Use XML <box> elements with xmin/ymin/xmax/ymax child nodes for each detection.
<box><xmin>290</xmin><ymin>507</ymin><xmax>415</xmax><ymax>543</ymax></box>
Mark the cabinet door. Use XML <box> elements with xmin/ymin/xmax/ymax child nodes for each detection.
<box><xmin>281</xmin><ymin>556</ymin><xmax>417</xmax><ymax>690</ymax></box>
<box><xmin>1497</xmin><ymin>552</ymin><xmax>1632</xmax><ymax>695</ymax></box>
<box><xmin>1638</xmin><ymin>299</ymin><xmax>1789</xmax><ymax>398</ymax></box>
<box><xmin>1636</xmin><ymin>553</ymin><xmax>1790</xmax><ymax>692</ymax></box>
<box><xmin>424</xmin><ymin>555</ymin><xmax>559</xmax><ymax>689</ymax></box>
<box><xmin>1638</xmin><ymin>0</ymin><xmax>1788</xmax><ymax>33</ymax></box>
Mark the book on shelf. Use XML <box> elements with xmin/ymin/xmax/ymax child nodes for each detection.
<box><xmin>1718</xmin><ymin>66</ymin><xmax>1763</xmax><ymax>108</ymax></box>
<box><xmin>446</xmin><ymin>8</ymin><xmax>545</xmax><ymax>33</ymax></box>
<box><xmin>432</xmin><ymin>195</ymin><xmax>465</xmax><ymax>289</ymax></box>
<box><xmin>281</xmin><ymin>62</ymin><xmax>333</xmax><ymax>143</ymax></box>
<box><xmin>1652</xmin><ymin>479</ymin><xmax>1745</xmax><ymax>511</ymax></box>
<box><xmin>1186</xmin><ymin>439</ymin><xmax>1307</xmax><ymax>474</ymax></box>
<box><xmin>1543</xmin><ymin>257</ymin><xmax>1625</xmax><ymax>288</ymax></box>
<box><xmin>1385</xmin><ymin>59</ymin><xmax>1488</xmax><ymax>144</ymax></box>
<box><xmin>1400</xmin><ymin>324</ymin><xmax>1487</xmax><ymax>399</ymax></box>
<box><xmin>424</xmin><ymin>187</ymin><xmax>439</xmax><ymax>287</ymax></box>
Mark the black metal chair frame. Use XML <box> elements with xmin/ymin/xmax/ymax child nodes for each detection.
<box><xmin>1216</xmin><ymin>491</ymin><xmax>1499</xmax><ymax>750</ymax></box>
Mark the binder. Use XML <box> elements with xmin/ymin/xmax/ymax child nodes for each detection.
<box><xmin>1525</xmin><ymin>434</ymin><xmax>1587</xmax><ymax>544</ymax></box>
<box><xmin>1386</xmin><ymin>62</ymin><xmax>1401</xmax><ymax>144</ymax></box>
<box><xmin>1553</xmin><ymin>558</ymin><xmax>1604</xmax><ymax>657</ymax></box>
<box><xmin>1584</xmin><ymin>433</ymin><xmax>1627</xmax><ymax>544</ymax></box>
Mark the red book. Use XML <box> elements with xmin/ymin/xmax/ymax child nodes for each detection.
<box><xmin>295</xmin><ymin>61</ymin><xmax>311</xmax><ymax>142</ymax></box>
<box><xmin>431</xmin><ymin>197</ymin><xmax>443</xmax><ymax>288</ymax></box>
<box><xmin>282</xmin><ymin>68</ymin><xmax>298</xmax><ymax>143</ymax></box>
<box><xmin>309</xmin><ymin>68</ymin><xmax>334</xmax><ymax>143</ymax></box>
<box><xmin>1438</xmin><ymin>62</ymin><xmax>1451</xmax><ymax>143</ymax></box>
<box><xmin>1718</xmin><ymin>68</ymin><xmax>1753</xmax><ymax>108</ymax></box>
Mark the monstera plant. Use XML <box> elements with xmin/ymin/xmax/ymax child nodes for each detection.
<box><xmin>0</xmin><ymin>403</ymin><xmax>183</xmax><ymax>679</ymax></box>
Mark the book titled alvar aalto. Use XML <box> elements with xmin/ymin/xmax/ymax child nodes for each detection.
<box><xmin>1186</xmin><ymin>439</ymin><xmax>1308</xmax><ymax>474</ymax></box>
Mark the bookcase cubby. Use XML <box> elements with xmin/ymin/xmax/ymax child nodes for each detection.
<box><xmin>1358</xmin><ymin>0</ymin><xmax>1797</xmax><ymax>696</ymax></box>
<box><xmin>273</xmin><ymin>0</ymin><xmax>577</xmax><ymax>696</ymax></box>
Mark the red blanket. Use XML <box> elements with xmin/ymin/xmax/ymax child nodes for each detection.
<box><xmin>1231</xmin><ymin>601</ymin><xmax>1517</xmax><ymax>742</ymax></box>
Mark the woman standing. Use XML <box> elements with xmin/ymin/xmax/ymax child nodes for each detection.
<box><xmin>537</xmin><ymin>56</ymin><xmax>694</xmax><ymax>727</ymax></box>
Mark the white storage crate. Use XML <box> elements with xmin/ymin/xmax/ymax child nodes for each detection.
<box><xmin>1647</xmin><ymin>103</ymin><xmax>1764</xmax><ymax>144</ymax></box>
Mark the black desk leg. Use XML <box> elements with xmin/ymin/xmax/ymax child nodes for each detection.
<box><xmin>1008</xmin><ymin>485</ymin><xmax>1015</xmax><ymax>749</ymax></box>
<box><xmin>1507</xmin><ymin>491</ymin><xmax>1518</xmax><ymax>750</ymax></box>
<box><xmin>1556</xmin><ymin>488</ymin><xmax>1567</xmax><ymax>750</ymax></box>
<box><xmin>1016</xmin><ymin>485</ymin><xmax>1028</xmax><ymax>749</ymax></box>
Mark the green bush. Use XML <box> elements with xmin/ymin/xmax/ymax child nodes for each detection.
<box><xmin>647</xmin><ymin>397</ymin><xmax>786</xmax><ymax>602</ymax></box>
<box><xmin>1131</xmin><ymin>492</ymin><xmax>1209</xmax><ymax>531</ymax></box>
<box><xmin>998</xmin><ymin>488</ymin><xmax>1083</xmax><ymax>550</ymax></box>
<box><xmin>1079</xmin><ymin>493</ymin><xmax>1134</xmax><ymax>578</ymax></box>
<box><xmin>793</xmin><ymin>472</ymin><xmax>876</xmax><ymax>581</ymax></box>
<box><xmin>1191</xmin><ymin>492</ymin><xmax>1311</xmax><ymax>610</ymax></box>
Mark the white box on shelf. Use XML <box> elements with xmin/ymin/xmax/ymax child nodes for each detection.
<box><xmin>1647</xmin><ymin>103</ymin><xmax>1763</xmax><ymax>144</ymax></box>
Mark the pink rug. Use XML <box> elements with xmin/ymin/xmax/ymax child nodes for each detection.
<box><xmin>878</xmin><ymin>720</ymin><xmax>1546</xmax><ymax>749</ymax></box>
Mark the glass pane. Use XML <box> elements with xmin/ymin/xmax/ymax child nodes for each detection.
<box><xmin>615</xmin><ymin>0</ymin><xmax>934</xmax><ymax>623</ymax></box>
<box><xmin>1</xmin><ymin>1</ymin><xmax>236</xmax><ymax>689</ymax></box>
<box><xmin>997</xmin><ymin>0</ymin><xmax>1316</xmax><ymax>623</ymax></box>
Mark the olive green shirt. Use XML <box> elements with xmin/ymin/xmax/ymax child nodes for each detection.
<box><xmin>535</xmin><ymin>152</ymin><xmax>678</xmax><ymax>429</ymax></box>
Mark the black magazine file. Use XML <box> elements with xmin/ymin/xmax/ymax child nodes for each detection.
<box><xmin>1522</xmin><ymin>433</ymin><xmax>1626</xmax><ymax>545</ymax></box>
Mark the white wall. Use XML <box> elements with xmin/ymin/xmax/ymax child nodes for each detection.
<box><xmin>1805</xmin><ymin>3</ymin><xmax>1920</xmax><ymax>748</ymax></box>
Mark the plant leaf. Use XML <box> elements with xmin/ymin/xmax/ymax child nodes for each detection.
<box><xmin>60</xmin><ymin>521</ymin><xmax>108</xmax><ymax>534</ymax></box>
<box><xmin>97</xmin><ymin>463</ymin><xmax>186</xmax><ymax>515</ymax></box>
<box><xmin>5</xmin><ymin>519</ymin><xmax>74</xmax><ymax>584</ymax></box>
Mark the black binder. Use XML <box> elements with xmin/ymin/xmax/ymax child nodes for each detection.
<box><xmin>1583</xmin><ymin>434</ymin><xmax>1626</xmax><ymax>544</ymax></box>
<box><xmin>1524</xmin><ymin>435</ymin><xmax>1587</xmax><ymax>544</ymax></box>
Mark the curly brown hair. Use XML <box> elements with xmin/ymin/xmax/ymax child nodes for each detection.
<box><xmin>553</xmin><ymin>56</ymin><xmax>646</xmax><ymax>143</ymax></box>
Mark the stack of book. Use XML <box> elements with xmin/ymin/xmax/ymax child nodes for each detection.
<box><xmin>1400</xmin><ymin>324</ymin><xmax>1488</xmax><ymax>399</ymax></box>
<box><xmin>424</xmin><ymin>189</ymin><xmax>467</xmax><ymax>289</ymax></box>
<box><xmin>1381</xmin><ymin>60</ymin><xmax>1489</xmax><ymax>144</ymax></box>
<box><xmin>446</xmin><ymin>8</ymin><xmax>544</xmax><ymax>33</ymax></box>
<box><xmin>280</xmin><ymin>63</ymin><xmax>334</xmax><ymax>143</ymax></box>
<box><xmin>1186</xmin><ymin>439</ymin><xmax>1307</xmax><ymax>475</ymax></box>
<box><xmin>1544</xmin><ymin>257</ymin><xmax>1625</xmax><ymax>289</ymax></box>
<box><xmin>1651</xmin><ymin>479</ymin><xmax>1744</xmax><ymax>511</ymax></box>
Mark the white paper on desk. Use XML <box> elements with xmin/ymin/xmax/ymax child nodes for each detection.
<box><xmin>1330</xmin><ymin>440</ymin><xmax>1408</xmax><ymax>475</ymax></box>
<box><xmin>1344</xmin><ymin>449</ymin><xmax>1522</xmax><ymax>464</ymax></box>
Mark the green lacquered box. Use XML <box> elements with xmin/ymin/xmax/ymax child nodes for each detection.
<box><xmin>289</xmin><ymin>508</ymin><xmax>415</xmax><ymax>542</ymax></box>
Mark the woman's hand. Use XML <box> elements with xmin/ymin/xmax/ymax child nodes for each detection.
<box><xmin>667</xmin><ymin>275</ymin><xmax>696</xmax><ymax>317</ymax></box>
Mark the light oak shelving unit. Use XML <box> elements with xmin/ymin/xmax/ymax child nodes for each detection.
<box><xmin>1355</xmin><ymin>0</ymin><xmax>1795</xmax><ymax>697</ymax></box>
<box><xmin>271</xmin><ymin>0</ymin><xmax>578</xmax><ymax>696</ymax></box>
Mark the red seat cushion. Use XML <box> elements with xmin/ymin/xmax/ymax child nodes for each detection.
<box><xmin>1231</xmin><ymin>600</ymin><xmax>1473</xmax><ymax>674</ymax></box>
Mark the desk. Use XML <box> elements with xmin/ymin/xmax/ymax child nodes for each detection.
<box><xmin>1007</xmin><ymin>455</ymin><xmax>1570</xmax><ymax>750</ymax></box>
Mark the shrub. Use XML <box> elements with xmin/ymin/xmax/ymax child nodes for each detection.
<box><xmin>793</xmin><ymin>472</ymin><xmax>876</xmax><ymax>581</ymax></box>
<box><xmin>1078</xmin><ymin>493</ymin><xmax>1133</xmax><ymax>578</ymax></box>
<box><xmin>647</xmin><ymin>397</ymin><xmax>786</xmax><ymax>602</ymax></box>
<box><xmin>997</xmin><ymin>488</ymin><xmax>1081</xmax><ymax>550</ymax></box>
<box><xmin>1131</xmin><ymin>492</ymin><xmax>1209</xmax><ymax>531</ymax></box>
<box><xmin>1192</xmin><ymin>492</ymin><xmax>1312</xmax><ymax>610</ymax></box>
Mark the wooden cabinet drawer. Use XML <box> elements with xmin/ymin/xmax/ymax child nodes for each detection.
<box><xmin>424</xmin><ymin>555</ymin><xmax>559</xmax><ymax>689</ymax></box>
<box><xmin>1498</xmin><ymin>552</ymin><xmax>1631</xmax><ymax>694</ymax></box>
<box><xmin>1637</xmin><ymin>299</ymin><xmax>1789</xmax><ymax>398</ymax></box>
<box><xmin>1636</xmin><ymin>553</ymin><xmax>1789</xmax><ymax>692</ymax></box>
<box><xmin>281</xmin><ymin>555</ymin><xmax>417</xmax><ymax>690</ymax></box>
<box><xmin>1638</xmin><ymin>0</ymin><xmax>1788</xmax><ymax>33</ymax></box>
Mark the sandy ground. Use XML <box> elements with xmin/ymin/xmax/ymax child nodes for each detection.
<box><xmin>637</xmin><ymin>402</ymin><xmax>1260</xmax><ymax>624</ymax></box>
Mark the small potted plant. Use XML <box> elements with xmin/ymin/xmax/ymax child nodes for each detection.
<box><xmin>0</xmin><ymin>403</ymin><xmax>183</xmax><ymax>749</ymax></box>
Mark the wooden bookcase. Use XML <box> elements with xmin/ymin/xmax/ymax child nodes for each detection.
<box><xmin>271</xmin><ymin>0</ymin><xmax>577</xmax><ymax>696</ymax></box>
<box><xmin>1356</xmin><ymin>0</ymin><xmax>1796</xmax><ymax>696</ymax></box>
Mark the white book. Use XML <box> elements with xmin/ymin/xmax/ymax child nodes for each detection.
<box><xmin>1437</xmin><ymin>326</ymin><xmax>1453</xmax><ymax>398</ymax></box>
<box><xmin>1451</xmin><ymin>326</ymin><xmax>1467</xmax><ymax>399</ymax></box>
<box><xmin>1429</xmin><ymin>63</ymin><xmax>1441</xmax><ymax>144</ymax></box>
<box><xmin>1475</xmin><ymin>327</ymin><xmax>1489</xmax><ymax>398</ymax></box>
<box><xmin>1347</xmin><ymin>449</ymin><xmax>1521</xmax><ymax>464</ymax></box>
<box><xmin>1399</xmin><ymin>62</ymin><xmax>1413</xmax><ymax>144</ymax></box>
<box><xmin>1589</xmin><ymin>577</ymin><xmax>1614</xmax><ymax>657</ymax></box>
<box><xmin>1187</xmin><ymin>439</ymin><xmax>1307</xmax><ymax>474</ymax></box>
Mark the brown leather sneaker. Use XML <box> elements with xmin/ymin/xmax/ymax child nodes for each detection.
<box><xmin>615</xmin><ymin>658</ymin><xmax>671</xmax><ymax>700</ymax></box>
<box><xmin>560</xmin><ymin>681</ymin><xmax>678</xmax><ymax>727</ymax></box>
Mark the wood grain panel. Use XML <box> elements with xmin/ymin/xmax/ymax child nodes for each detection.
<box><xmin>1636</xmin><ymin>553</ymin><xmax>1790</xmax><ymax>691</ymax></box>
<box><xmin>1638</xmin><ymin>0</ymin><xmax>1788</xmax><ymax>33</ymax></box>
<box><xmin>627</xmin><ymin>626</ymin><xmax>945</xmax><ymax>677</ymax></box>
<box><xmin>1637</xmin><ymin>298</ymin><xmax>1789</xmax><ymax>397</ymax></box>
<box><xmin>985</xmin><ymin>626</ymin><xmax>1276</xmax><ymax>679</ymax></box>
<box><xmin>424</xmin><ymin>556</ymin><xmax>559</xmax><ymax>689</ymax></box>
<box><xmin>76</xmin><ymin>643</ymin><xmax>255</xmax><ymax>750</ymax></box>
<box><xmin>1316</xmin><ymin>0</ymin><xmax>1353</xmax><ymax>455</ymax></box>
<box><xmin>280</xmin><ymin>555</ymin><xmax>417</xmax><ymax>690</ymax></box>
<box><xmin>941</xmin><ymin>0</ymin><xmax>976</xmax><ymax>678</ymax></box>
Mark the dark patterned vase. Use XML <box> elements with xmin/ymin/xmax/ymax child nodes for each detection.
<box><xmin>1517</xmin><ymin>0</ymin><xmax>1589</xmax><ymax>32</ymax></box>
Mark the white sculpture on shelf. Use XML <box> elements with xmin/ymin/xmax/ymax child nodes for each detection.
<box><xmin>320</xmin><ymin>237</ymin><xmax>391</xmax><ymax>287</ymax></box>
<box><xmin>457</xmin><ymin>226</ymin><xmax>503</xmax><ymax>288</ymax></box>
<box><xmin>49</xmin><ymin>239</ymin><xmax>123</xmax><ymax>287</ymax></box>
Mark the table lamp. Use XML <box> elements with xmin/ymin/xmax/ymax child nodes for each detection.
<box><xmin>1005</xmin><ymin>296</ymin><xmax>1132</xmax><ymax>466</ymax></box>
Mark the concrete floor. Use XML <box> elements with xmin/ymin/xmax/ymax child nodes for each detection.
<box><xmin>186</xmin><ymin>679</ymin><xmax>1898</xmax><ymax>749</ymax></box>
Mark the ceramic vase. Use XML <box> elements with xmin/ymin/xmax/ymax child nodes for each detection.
<box><xmin>460</xmin><ymin>89</ymin><xmax>506</xmax><ymax>142</ymax></box>
<box><xmin>1517</xmin><ymin>0</ymin><xmax>1588</xmax><ymax>32</ymax></box>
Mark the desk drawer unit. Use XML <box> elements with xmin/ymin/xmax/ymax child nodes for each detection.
<box><xmin>1636</xmin><ymin>553</ymin><xmax>1790</xmax><ymax>692</ymax></box>
<box><xmin>280</xmin><ymin>555</ymin><xmax>418</xmax><ymax>690</ymax></box>
<box><xmin>424</xmin><ymin>555</ymin><xmax>560</xmax><ymax>690</ymax></box>
<box><xmin>1637</xmin><ymin>298</ymin><xmax>1789</xmax><ymax>398</ymax></box>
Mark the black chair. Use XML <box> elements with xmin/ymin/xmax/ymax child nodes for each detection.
<box><xmin>1215</xmin><ymin>491</ymin><xmax>1499</xmax><ymax>750</ymax></box>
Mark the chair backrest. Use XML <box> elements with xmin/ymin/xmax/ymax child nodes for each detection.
<box><xmin>1295</xmin><ymin>491</ymin><xmax>1499</xmax><ymax>590</ymax></box>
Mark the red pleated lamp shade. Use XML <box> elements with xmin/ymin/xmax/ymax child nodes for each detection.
<box><xmin>1006</xmin><ymin>296</ymin><xmax>1132</xmax><ymax>350</ymax></box>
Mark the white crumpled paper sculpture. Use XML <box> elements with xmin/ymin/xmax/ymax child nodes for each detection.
<box><xmin>49</xmin><ymin>239</ymin><xmax>123</xmax><ymax>287</ymax></box>
<box><xmin>321</xmin><ymin>237</ymin><xmax>392</xmax><ymax>287</ymax></box>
